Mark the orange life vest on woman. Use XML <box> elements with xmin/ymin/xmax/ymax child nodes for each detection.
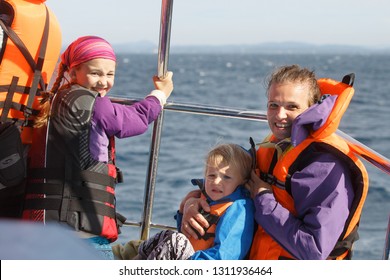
<box><xmin>0</xmin><ymin>0</ymin><xmax>61</xmax><ymax>144</ymax></box>
<box><xmin>249</xmin><ymin>75</ymin><xmax>369</xmax><ymax>260</ymax></box>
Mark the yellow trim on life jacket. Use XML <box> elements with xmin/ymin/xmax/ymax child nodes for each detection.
<box><xmin>0</xmin><ymin>0</ymin><xmax>61</xmax><ymax>144</ymax></box>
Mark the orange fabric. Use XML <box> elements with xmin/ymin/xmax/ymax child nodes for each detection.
<box><xmin>188</xmin><ymin>197</ymin><xmax>233</xmax><ymax>251</ymax></box>
<box><xmin>0</xmin><ymin>0</ymin><xmax>61</xmax><ymax>144</ymax></box>
<box><xmin>313</xmin><ymin>78</ymin><xmax>354</xmax><ymax>139</ymax></box>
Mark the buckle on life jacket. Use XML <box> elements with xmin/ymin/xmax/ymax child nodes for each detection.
<box><xmin>23</xmin><ymin>106</ymin><xmax>33</xmax><ymax>126</ymax></box>
<box><xmin>260</xmin><ymin>172</ymin><xmax>275</xmax><ymax>185</ymax></box>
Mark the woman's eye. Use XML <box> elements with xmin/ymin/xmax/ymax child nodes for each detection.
<box><xmin>268</xmin><ymin>103</ymin><xmax>278</xmax><ymax>109</ymax></box>
<box><xmin>287</xmin><ymin>104</ymin><xmax>299</xmax><ymax>110</ymax></box>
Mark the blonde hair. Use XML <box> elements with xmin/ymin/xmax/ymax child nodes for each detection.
<box><xmin>205</xmin><ymin>143</ymin><xmax>252</xmax><ymax>181</ymax></box>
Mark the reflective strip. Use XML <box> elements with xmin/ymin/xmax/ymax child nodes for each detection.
<box><xmin>261</xmin><ymin>173</ymin><xmax>286</xmax><ymax>190</ymax></box>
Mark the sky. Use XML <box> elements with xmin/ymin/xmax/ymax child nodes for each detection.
<box><xmin>47</xmin><ymin>0</ymin><xmax>390</xmax><ymax>48</ymax></box>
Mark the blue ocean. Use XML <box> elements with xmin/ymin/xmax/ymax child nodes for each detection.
<box><xmin>109</xmin><ymin>52</ymin><xmax>390</xmax><ymax>260</ymax></box>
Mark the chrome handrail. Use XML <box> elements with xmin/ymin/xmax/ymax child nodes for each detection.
<box><xmin>140</xmin><ymin>0</ymin><xmax>174</xmax><ymax>241</ymax></box>
<box><xmin>384</xmin><ymin>214</ymin><xmax>390</xmax><ymax>260</ymax></box>
<box><xmin>111</xmin><ymin>97</ymin><xmax>268</xmax><ymax>122</ymax></box>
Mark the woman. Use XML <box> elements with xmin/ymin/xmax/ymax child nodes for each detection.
<box><xmin>180</xmin><ymin>65</ymin><xmax>368</xmax><ymax>260</ymax></box>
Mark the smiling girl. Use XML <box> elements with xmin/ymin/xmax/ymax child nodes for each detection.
<box><xmin>23</xmin><ymin>36</ymin><xmax>173</xmax><ymax>259</ymax></box>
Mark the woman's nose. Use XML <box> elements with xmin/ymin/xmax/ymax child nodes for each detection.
<box><xmin>276</xmin><ymin>106</ymin><xmax>287</xmax><ymax>119</ymax></box>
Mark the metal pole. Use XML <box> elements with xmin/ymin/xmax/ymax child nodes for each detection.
<box><xmin>383</xmin><ymin>214</ymin><xmax>390</xmax><ymax>260</ymax></box>
<box><xmin>157</xmin><ymin>0</ymin><xmax>174</xmax><ymax>79</ymax></box>
<box><xmin>140</xmin><ymin>0</ymin><xmax>174</xmax><ymax>240</ymax></box>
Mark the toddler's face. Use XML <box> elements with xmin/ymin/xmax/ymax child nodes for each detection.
<box><xmin>204</xmin><ymin>157</ymin><xmax>244</xmax><ymax>201</ymax></box>
<box><xmin>72</xmin><ymin>58</ymin><xmax>116</xmax><ymax>97</ymax></box>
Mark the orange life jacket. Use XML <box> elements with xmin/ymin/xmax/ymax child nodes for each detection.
<box><xmin>0</xmin><ymin>0</ymin><xmax>61</xmax><ymax>218</ymax></box>
<box><xmin>188</xmin><ymin>194</ymin><xmax>233</xmax><ymax>251</ymax></box>
<box><xmin>249</xmin><ymin>75</ymin><xmax>369</xmax><ymax>260</ymax></box>
<box><xmin>0</xmin><ymin>0</ymin><xmax>61</xmax><ymax>144</ymax></box>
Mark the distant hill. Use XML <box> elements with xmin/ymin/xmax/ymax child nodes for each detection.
<box><xmin>113</xmin><ymin>41</ymin><xmax>390</xmax><ymax>54</ymax></box>
<box><xmin>114</xmin><ymin>41</ymin><xmax>158</xmax><ymax>54</ymax></box>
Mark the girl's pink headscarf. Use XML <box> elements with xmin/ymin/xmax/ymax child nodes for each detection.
<box><xmin>61</xmin><ymin>36</ymin><xmax>116</xmax><ymax>69</ymax></box>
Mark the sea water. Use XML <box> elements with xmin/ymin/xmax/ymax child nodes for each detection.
<box><xmin>110</xmin><ymin>53</ymin><xmax>390</xmax><ymax>260</ymax></box>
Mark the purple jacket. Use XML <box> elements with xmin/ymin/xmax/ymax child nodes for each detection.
<box><xmin>89</xmin><ymin>95</ymin><xmax>162</xmax><ymax>162</ymax></box>
<box><xmin>254</xmin><ymin>96</ymin><xmax>354</xmax><ymax>259</ymax></box>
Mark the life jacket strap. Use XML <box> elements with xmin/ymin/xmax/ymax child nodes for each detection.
<box><xmin>328</xmin><ymin>224</ymin><xmax>359</xmax><ymax>260</ymax></box>
<box><xmin>201</xmin><ymin>232</ymin><xmax>216</xmax><ymax>241</ymax></box>
<box><xmin>0</xmin><ymin>12</ymin><xmax>48</xmax><ymax>91</ymax></box>
<box><xmin>80</xmin><ymin>170</ymin><xmax>116</xmax><ymax>188</ymax></box>
<box><xmin>25</xmin><ymin>182</ymin><xmax>115</xmax><ymax>205</ymax></box>
<box><xmin>189</xmin><ymin>208</ymin><xmax>220</xmax><ymax>241</ymax></box>
<box><xmin>28</xmin><ymin>167</ymin><xmax>116</xmax><ymax>188</ymax></box>
<box><xmin>248</xmin><ymin>137</ymin><xmax>257</xmax><ymax>170</ymax></box>
<box><xmin>0</xmin><ymin>6</ymin><xmax>50</xmax><ymax>124</ymax></box>
<box><xmin>0</xmin><ymin>84</ymin><xmax>40</xmax><ymax>124</ymax></box>
<box><xmin>0</xmin><ymin>76</ymin><xmax>18</xmax><ymax>123</ymax></box>
<box><xmin>23</xmin><ymin>197</ymin><xmax>116</xmax><ymax>220</ymax></box>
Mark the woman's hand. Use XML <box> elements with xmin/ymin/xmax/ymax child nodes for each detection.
<box><xmin>179</xmin><ymin>190</ymin><xmax>210</xmax><ymax>239</ymax></box>
<box><xmin>246</xmin><ymin>170</ymin><xmax>272</xmax><ymax>198</ymax></box>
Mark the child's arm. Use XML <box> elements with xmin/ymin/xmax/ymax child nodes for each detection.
<box><xmin>93</xmin><ymin>96</ymin><xmax>162</xmax><ymax>138</ymax></box>
<box><xmin>92</xmin><ymin>72</ymin><xmax>173</xmax><ymax>139</ymax></box>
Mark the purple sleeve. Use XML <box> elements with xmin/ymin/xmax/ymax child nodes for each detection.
<box><xmin>93</xmin><ymin>95</ymin><xmax>162</xmax><ymax>138</ymax></box>
<box><xmin>253</xmin><ymin>152</ymin><xmax>354</xmax><ymax>260</ymax></box>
